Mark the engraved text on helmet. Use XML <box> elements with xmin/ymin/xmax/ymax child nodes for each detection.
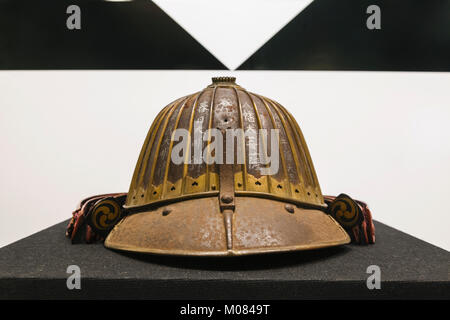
<box><xmin>171</xmin><ymin>126</ymin><xmax>280</xmax><ymax>176</ymax></box>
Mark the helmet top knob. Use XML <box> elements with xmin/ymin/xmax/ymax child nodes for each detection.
<box><xmin>211</xmin><ymin>76</ymin><xmax>236</xmax><ymax>84</ymax></box>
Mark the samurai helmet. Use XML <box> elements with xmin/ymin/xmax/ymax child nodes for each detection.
<box><xmin>67</xmin><ymin>77</ymin><xmax>375</xmax><ymax>255</ymax></box>
<box><xmin>104</xmin><ymin>77</ymin><xmax>351</xmax><ymax>255</ymax></box>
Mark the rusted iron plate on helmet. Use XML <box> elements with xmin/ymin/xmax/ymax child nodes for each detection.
<box><xmin>105</xmin><ymin>196</ymin><xmax>349</xmax><ymax>256</ymax></box>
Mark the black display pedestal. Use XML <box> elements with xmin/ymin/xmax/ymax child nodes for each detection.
<box><xmin>0</xmin><ymin>220</ymin><xmax>448</xmax><ymax>300</ymax></box>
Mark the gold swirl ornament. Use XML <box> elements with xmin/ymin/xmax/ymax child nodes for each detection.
<box><xmin>89</xmin><ymin>198</ymin><xmax>123</xmax><ymax>235</ymax></box>
<box><xmin>329</xmin><ymin>194</ymin><xmax>361</xmax><ymax>228</ymax></box>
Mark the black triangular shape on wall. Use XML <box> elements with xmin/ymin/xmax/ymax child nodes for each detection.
<box><xmin>0</xmin><ymin>0</ymin><xmax>226</xmax><ymax>70</ymax></box>
<box><xmin>238</xmin><ymin>0</ymin><xmax>450</xmax><ymax>71</ymax></box>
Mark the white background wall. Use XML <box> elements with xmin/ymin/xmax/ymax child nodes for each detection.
<box><xmin>0</xmin><ymin>70</ymin><xmax>449</xmax><ymax>251</ymax></box>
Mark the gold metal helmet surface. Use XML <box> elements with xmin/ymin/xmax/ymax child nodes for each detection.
<box><xmin>104</xmin><ymin>77</ymin><xmax>350</xmax><ymax>255</ymax></box>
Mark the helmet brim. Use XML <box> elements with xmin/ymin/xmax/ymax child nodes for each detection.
<box><xmin>105</xmin><ymin>196</ymin><xmax>350</xmax><ymax>256</ymax></box>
